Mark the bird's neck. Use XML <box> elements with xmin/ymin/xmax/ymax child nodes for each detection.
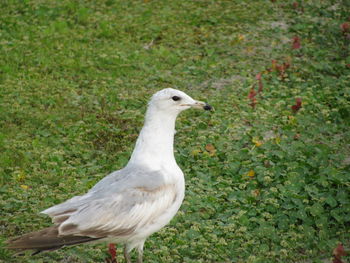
<box><xmin>127</xmin><ymin>106</ymin><xmax>178</xmax><ymax>168</ymax></box>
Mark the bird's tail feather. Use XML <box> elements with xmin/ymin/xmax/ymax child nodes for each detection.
<box><xmin>6</xmin><ymin>226</ymin><xmax>101</xmax><ymax>255</ymax></box>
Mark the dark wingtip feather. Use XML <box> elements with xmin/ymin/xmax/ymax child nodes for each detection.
<box><xmin>6</xmin><ymin>226</ymin><xmax>102</xmax><ymax>255</ymax></box>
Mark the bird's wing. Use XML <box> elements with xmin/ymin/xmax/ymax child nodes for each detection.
<box><xmin>47</xmin><ymin>182</ymin><xmax>178</xmax><ymax>238</ymax></box>
<box><xmin>41</xmin><ymin>166</ymin><xmax>182</xmax><ymax>238</ymax></box>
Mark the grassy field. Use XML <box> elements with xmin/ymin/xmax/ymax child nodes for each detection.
<box><xmin>0</xmin><ymin>0</ymin><xmax>349</xmax><ymax>262</ymax></box>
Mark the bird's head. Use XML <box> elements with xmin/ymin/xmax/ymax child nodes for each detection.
<box><xmin>148</xmin><ymin>88</ymin><xmax>212</xmax><ymax>114</ymax></box>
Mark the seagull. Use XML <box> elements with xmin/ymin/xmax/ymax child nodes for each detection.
<box><xmin>7</xmin><ymin>88</ymin><xmax>212</xmax><ymax>263</ymax></box>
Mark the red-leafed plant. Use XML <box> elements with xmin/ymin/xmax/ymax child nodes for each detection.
<box><xmin>291</xmin><ymin>98</ymin><xmax>302</xmax><ymax>113</ymax></box>
<box><xmin>267</xmin><ymin>59</ymin><xmax>291</xmax><ymax>79</ymax></box>
<box><xmin>340</xmin><ymin>22</ymin><xmax>350</xmax><ymax>33</ymax></box>
<box><xmin>292</xmin><ymin>2</ymin><xmax>304</xmax><ymax>12</ymax></box>
<box><xmin>333</xmin><ymin>243</ymin><xmax>348</xmax><ymax>263</ymax></box>
<box><xmin>292</xmin><ymin>2</ymin><xmax>298</xmax><ymax>9</ymax></box>
<box><xmin>292</xmin><ymin>36</ymin><xmax>301</xmax><ymax>49</ymax></box>
<box><xmin>106</xmin><ymin>243</ymin><xmax>118</xmax><ymax>263</ymax></box>
<box><xmin>256</xmin><ymin>73</ymin><xmax>264</xmax><ymax>93</ymax></box>
<box><xmin>248</xmin><ymin>87</ymin><xmax>257</xmax><ymax>108</ymax></box>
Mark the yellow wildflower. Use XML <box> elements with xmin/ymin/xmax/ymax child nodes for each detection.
<box><xmin>20</xmin><ymin>185</ymin><xmax>29</xmax><ymax>190</ymax></box>
<box><xmin>252</xmin><ymin>137</ymin><xmax>263</xmax><ymax>147</ymax></box>
<box><xmin>238</xmin><ymin>34</ymin><xmax>245</xmax><ymax>41</ymax></box>
<box><xmin>246</xmin><ymin>170</ymin><xmax>255</xmax><ymax>177</ymax></box>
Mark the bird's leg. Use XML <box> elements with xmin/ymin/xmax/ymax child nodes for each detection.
<box><xmin>136</xmin><ymin>249</ymin><xmax>143</xmax><ymax>263</ymax></box>
<box><xmin>136</xmin><ymin>242</ymin><xmax>144</xmax><ymax>263</ymax></box>
<box><xmin>123</xmin><ymin>245</ymin><xmax>132</xmax><ymax>263</ymax></box>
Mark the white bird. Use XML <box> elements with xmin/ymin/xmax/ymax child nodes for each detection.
<box><xmin>7</xmin><ymin>88</ymin><xmax>212</xmax><ymax>263</ymax></box>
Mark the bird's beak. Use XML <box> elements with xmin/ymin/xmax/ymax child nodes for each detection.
<box><xmin>181</xmin><ymin>100</ymin><xmax>213</xmax><ymax>111</ymax></box>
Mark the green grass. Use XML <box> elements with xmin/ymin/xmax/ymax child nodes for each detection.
<box><xmin>1</xmin><ymin>0</ymin><xmax>349</xmax><ymax>262</ymax></box>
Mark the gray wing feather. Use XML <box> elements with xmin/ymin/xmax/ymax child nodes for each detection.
<box><xmin>42</xmin><ymin>167</ymin><xmax>176</xmax><ymax>238</ymax></box>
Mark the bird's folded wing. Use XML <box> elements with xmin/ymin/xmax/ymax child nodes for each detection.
<box><xmin>45</xmin><ymin>184</ymin><xmax>178</xmax><ymax>238</ymax></box>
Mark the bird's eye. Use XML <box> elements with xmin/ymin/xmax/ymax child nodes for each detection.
<box><xmin>172</xmin><ymin>96</ymin><xmax>181</xmax><ymax>101</ymax></box>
